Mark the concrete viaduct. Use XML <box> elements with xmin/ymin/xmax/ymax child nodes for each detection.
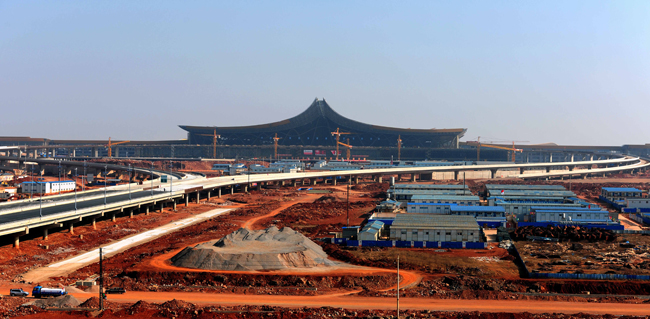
<box><xmin>0</xmin><ymin>155</ymin><xmax>648</xmax><ymax>248</ymax></box>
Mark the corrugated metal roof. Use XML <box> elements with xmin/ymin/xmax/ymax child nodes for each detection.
<box><xmin>393</xmin><ymin>184</ymin><xmax>468</xmax><ymax>189</ymax></box>
<box><xmin>533</xmin><ymin>209</ymin><xmax>609</xmax><ymax>214</ymax></box>
<box><xmin>411</xmin><ymin>195</ymin><xmax>480</xmax><ymax>201</ymax></box>
<box><xmin>485</xmin><ymin>184</ymin><xmax>566</xmax><ymax>190</ymax></box>
<box><xmin>389</xmin><ymin>189</ymin><xmax>472</xmax><ymax>195</ymax></box>
<box><xmin>450</xmin><ymin>206</ymin><xmax>505</xmax><ymax>213</ymax></box>
<box><xmin>391</xmin><ymin>214</ymin><xmax>479</xmax><ymax>229</ymax></box>
<box><xmin>602</xmin><ymin>187</ymin><xmax>643</xmax><ymax>192</ymax></box>
<box><xmin>531</xmin><ymin>206</ymin><xmax>601</xmax><ymax>211</ymax></box>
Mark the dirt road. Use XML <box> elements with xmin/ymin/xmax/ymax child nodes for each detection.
<box><xmin>69</xmin><ymin>291</ymin><xmax>650</xmax><ymax>315</ymax></box>
<box><xmin>241</xmin><ymin>194</ymin><xmax>319</xmax><ymax>230</ymax></box>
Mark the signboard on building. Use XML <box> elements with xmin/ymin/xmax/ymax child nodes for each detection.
<box><xmin>303</xmin><ymin>150</ymin><xmax>313</xmax><ymax>155</ymax></box>
<box><xmin>315</xmin><ymin>150</ymin><xmax>326</xmax><ymax>156</ymax></box>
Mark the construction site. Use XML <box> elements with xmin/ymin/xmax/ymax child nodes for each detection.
<box><xmin>0</xmin><ymin>155</ymin><xmax>649</xmax><ymax>318</ymax></box>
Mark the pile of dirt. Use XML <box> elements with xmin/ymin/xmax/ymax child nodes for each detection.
<box><xmin>26</xmin><ymin>294</ymin><xmax>81</xmax><ymax>308</ymax></box>
<box><xmin>314</xmin><ymin>195</ymin><xmax>338</xmax><ymax>203</ymax></box>
<box><xmin>171</xmin><ymin>226</ymin><xmax>339</xmax><ymax>271</ymax></box>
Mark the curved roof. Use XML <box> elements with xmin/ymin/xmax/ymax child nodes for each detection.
<box><xmin>180</xmin><ymin>98</ymin><xmax>466</xmax><ymax>136</ymax></box>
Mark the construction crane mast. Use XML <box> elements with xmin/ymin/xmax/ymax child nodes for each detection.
<box><xmin>397</xmin><ymin>135</ymin><xmax>402</xmax><ymax>161</ymax></box>
<box><xmin>106</xmin><ymin>137</ymin><xmax>130</xmax><ymax>158</ymax></box>
<box><xmin>331</xmin><ymin>128</ymin><xmax>352</xmax><ymax>161</ymax></box>
<box><xmin>273</xmin><ymin>133</ymin><xmax>282</xmax><ymax>160</ymax></box>
<box><xmin>196</xmin><ymin>129</ymin><xmax>221</xmax><ymax>159</ymax></box>
<box><xmin>468</xmin><ymin>137</ymin><xmax>528</xmax><ymax>162</ymax></box>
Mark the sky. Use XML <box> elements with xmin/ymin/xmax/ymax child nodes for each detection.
<box><xmin>1</xmin><ymin>1</ymin><xmax>649</xmax><ymax>146</ymax></box>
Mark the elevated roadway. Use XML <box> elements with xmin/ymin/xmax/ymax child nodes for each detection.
<box><xmin>0</xmin><ymin>155</ymin><xmax>647</xmax><ymax>247</ymax></box>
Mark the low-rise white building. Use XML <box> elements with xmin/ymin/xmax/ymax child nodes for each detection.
<box><xmin>626</xmin><ymin>198</ymin><xmax>650</xmax><ymax>210</ymax></box>
<box><xmin>389</xmin><ymin>214</ymin><xmax>480</xmax><ymax>242</ymax></box>
<box><xmin>20</xmin><ymin>181</ymin><xmax>76</xmax><ymax>194</ymax></box>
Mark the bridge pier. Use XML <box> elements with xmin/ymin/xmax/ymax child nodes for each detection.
<box><xmin>311</xmin><ymin>178</ymin><xmax>317</xmax><ymax>186</ymax></box>
<box><xmin>411</xmin><ymin>174</ymin><xmax>417</xmax><ymax>182</ymax></box>
<box><xmin>43</xmin><ymin>229</ymin><xmax>48</xmax><ymax>241</ymax></box>
<box><xmin>69</xmin><ymin>223</ymin><xmax>74</xmax><ymax>235</ymax></box>
<box><xmin>454</xmin><ymin>171</ymin><xmax>459</xmax><ymax>180</ymax></box>
<box><xmin>207</xmin><ymin>191</ymin><xmax>211</xmax><ymax>200</ymax></box>
<box><xmin>377</xmin><ymin>176</ymin><xmax>383</xmax><ymax>183</ymax></box>
<box><xmin>112</xmin><ymin>213</ymin><xmax>116</xmax><ymax>222</ymax></box>
<box><xmin>545</xmin><ymin>167</ymin><xmax>551</xmax><ymax>173</ymax></box>
<box><xmin>14</xmin><ymin>235</ymin><xmax>20</xmax><ymax>248</ymax></box>
<box><xmin>173</xmin><ymin>200</ymin><xmax>177</xmax><ymax>211</ymax></box>
<box><xmin>185</xmin><ymin>196</ymin><xmax>189</xmax><ymax>207</ymax></box>
<box><xmin>332</xmin><ymin>178</ymin><xmax>337</xmax><ymax>186</ymax></box>
<box><xmin>218</xmin><ymin>187</ymin><xmax>222</xmax><ymax>198</ymax></box>
<box><xmin>257</xmin><ymin>183</ymin><xmax>262</xmax><ymax>191</ymax></box>
<box><xmin>490</xmin><ymin>169</ymin><xmax>497</xmax><ymax>179</ymax></box>
<box><xmin>397</xmin><ymin>174</ymin><xmax>402</xmax><ymax>181</ymax></box>
<box><xmin>196</xmin><ymin>192</ymin><xmax>200</xmax><ymax>203</ymax></box>
<box><xmin>145</xmin><ymin>206</ymin><xmax>149</xmax><ymax>215</ymax></box>
<box><xmin>354</xmin><ymin>176</ymin><xmax>359</xmax><ymax>184</ymax></box>
<box><xmin>92</xmin><ymin>217</ymin><xmax>97</xmax><ymax>229</ymax></box>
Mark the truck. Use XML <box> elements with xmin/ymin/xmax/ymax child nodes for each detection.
<box><xmin>32</xmin><ymin>286</ymin><xmax>67</xmax><ymax>298</ymax></box>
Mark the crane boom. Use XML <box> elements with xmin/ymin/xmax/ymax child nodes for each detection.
<box><xmin>106</xmin><ymin>137</ymin><xmax>131</xmax><ymax>158</ymax></box>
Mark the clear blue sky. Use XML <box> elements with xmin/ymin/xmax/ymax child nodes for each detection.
<box><xmin>1</xmin><ymin>1</ymin><xmax>648</xmax><ymax>145</ymax></box>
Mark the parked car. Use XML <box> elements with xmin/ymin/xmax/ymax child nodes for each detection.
<box><xmin>9</xmin><ymin>288</ymin><xmax>29</xmax><ymax>297</ymax></box>
<box><xmin>105</xmin><ymin>287</ymin><xmax>126</xmax><ymax>294</ymax></box>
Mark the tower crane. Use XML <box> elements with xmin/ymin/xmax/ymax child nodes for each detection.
<box><xmin>467</xmin><ymin>137</ymin><xmax>529</xmax><ymax>162</ymax></box>
<box><xmin>106</xmin><ymin>137</ymin><xmax>130</xmax><ymax>158</ymax></box>
<box><xmin>196</xmin><ymin>129</ymin><xmax>221</xmax><ymax>159</ymax></box>
<box><xmin>397</xmin><ymin>135</ymin><xmax>402</xmax><ymax>161</ymax></box>
<box><xmin>273</xmin><ymin>133</ymin><xmax>282</xmax><ymax>160</ymax></box>
<box><xmin>331</xmin><ymin>128</ymin><xmax>352</xmax><ymax>161</ymax></box>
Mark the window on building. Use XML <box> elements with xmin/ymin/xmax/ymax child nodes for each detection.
<box><xmin>437</xmin><ymin>232</ymin><xmax>440</xmax><ymax>235</ymax></box>
<box><xmin>445</xmin><ymin>232</ymin><xmax>451</xmax><ymax>236</ymax></box>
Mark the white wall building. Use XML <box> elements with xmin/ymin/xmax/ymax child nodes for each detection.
<box><xmin>21</xmin><ymin>181</ymin><xmax>76</xmax><ymax>194</ymax></box>
<box><xmin>389</xmin><ymin>214</ymin><xmax>480</xmax><ymax>242</ymax></box>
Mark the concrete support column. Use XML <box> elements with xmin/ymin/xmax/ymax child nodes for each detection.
<box><xmin>549</xmin><ymin>153</ymin><xmax>553</xmax><ymax>163</ymax></box>
<box><xmin>257</xmin><ymin>183</ymin><xmax>262</xmax><ymax>191</ymax></box>
<box><xmin>519</xmin><ymin>167</ymin><xmax>525</xmax><ymax>174</ymax></box>
<box><xmin>354</xmin><ymin>176</ymin><xmax>359</xmax><ymax>184</ymax></box>
<box><xmin>571</xmin><ymin>154</ymin><xmax>574</xmax><ymax>162</ymax></box>
<box><xmin>173</xmin><ymin>200</ymin><xmax>177</xmax><ymax>211</ymax></box>
<box><xmin>490</xmin><ymin>169</ymin><xmax>497</xmax><ymax>179</ymax></box>
<box><xmin>185</xmin><ymin>196</ymin><xmax>189</xmax><ymax>207</ymax></box>
<box><xmin>160</xmin><ymin>202</ymin><xmax>164</xmax><ymax>212</ymax></box>
<box><xmin>14</xmin><ymin>236</ymin><xmax>20</xmax><ymax>248</ymax></box>
<box><xmin>568</xmin><ymin>166</ymin><xmax>574</xmax><ymax>171</ymax></box>
<box><xmin>43</xmin><ymin>229</ymin><xmax>49</xmax><ymax>241</ymax></box>
<box><xmin>207</xmin><ymin>191</ymin><xmax>211</xmax><ymax>200</ymax></box>
<box><xmin>129</xmin><ymin>209</ymin><xmax>133</xmax><ymax>218</ymax></box>
<box><xmin>243</xmin><ymin>185</ymin><xmax>248</xmax><ymax>193</ymax></box>
<box><xmin>280</xmin><ymin>180</ymin><xmax>285</xmax><ymax>186</ymax></box>
<box><xmin>333</xmin><ymin>178</ymin><xmax>337</xmax><ymax>186</ymax></box>
<box><xmin>411</xmin><ymin>174</ymin><xmax>417</xmax><ymax>182</ymax></box>
<box><xmin>145</xmin><ymin>206</ymin><xmax>149</xmax><ymax>215</ymax></box>
<box><xmin>454</xmin><ymin>171</ymin><xmax>459</xmax><ymax>180</ymax></box>
<box><xmin>112</xmin><ymin>213</ymin><xmax>116</xmax><ymax>222</ymax></box>
<box><xmin>311</xmin><ymin>178</ymin><xmax>317</xmax><ymax>186</ymax></box>
<box><xmin>230</xmin><ymin>187</ymin><xmax>234</xmax><ymax>195</ymax></box>
<box><xmin>69</xmin><ymin>223</ymin><xmax>74</xmax><ymax>234</ymax></box>
<box><xmin>92</xmin><ymin>218</ymin><xmax>97</xmax><ymax>230</ymax></box>
<box><xmin>397</xmin><ymin>174</ymin><xmax>402</xmax><ymax>181</ymax></box>
<box><xmin>377</xmin><ymin>176</ymin><xmax>383</xmax><ymax>183</ymax></box>
<box><xmin>546</xmin><ymin>167</ymin><xmax>551</xmax><ymax>173</ymax></box>
<box><xmin>196</xmin><ymin>192</ymin><xmax>200</xmax><ymax>203</ymax></box>
<box><xmin>218</xmin><ymin>187</ymin><xmax>222</xmax><ymax>198</ymax></box>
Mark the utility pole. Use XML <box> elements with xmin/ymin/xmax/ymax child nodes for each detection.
<box><xmin>58</xmin><ymin>160</ymin><xmax>62</xmax><ymax>196</ymax></box>
<box><xmin>82</xmin><ymin>161</ymin><xmax>86</xmax><ymax>192</ymax></box>
<box><xmin>150</xmin><ymin>162</ymin><xmax>154</xmax><ymax>197</ymax></box>
<box><xmin>74</xmin><ymin>168</ymin><xmax>78</xmax><ymax>211</ymax></box>
<box><xmin>99</xmin><ymin>247</ymin><xmax>104</xmax><ymax>310</ymax></box>
<box><xmin>128</xmin><ymin>164</ymin><xmax>132</xmax><ymax>201</ymax></box>
<box><xmin>397</xmin><ymin>254</ymin><xmax>400</xmax><ymax>319</ymax></box>
<box><xmin>103</xmin><ymin>165</ymin><xmax>107</xmax><ymax>207</ymax></box>
<box><xmin>39</xmin><ymin>170</ymin><xmax>43</xmax><ymax>219</ymax></box>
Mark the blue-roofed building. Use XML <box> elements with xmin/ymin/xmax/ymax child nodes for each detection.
<box><xmin>449</xmin><ymin>206</ymin><xmax>506</xmax><ymax>228</ymax></box>
<box><xmin>600</xmin><ymin>187</ymin><xmax>644</xmax><ymax>201</ymax></box>
<box><xmin>532</xmin><ymin>209</ymin><xmax>611</xmax><ymax>223</ymax></box>
<box><xmin>388</xmin><ymin>188</ymin><xmax>473</xmax><ymax>201</ymax></box>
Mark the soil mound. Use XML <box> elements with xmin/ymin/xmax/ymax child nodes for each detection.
<box><xmin>315</xmin><ymin>195</ymin><xmax>338</xmax><ymax>203</ymax></box>
<box><xmin>171</xmin><ymin>226</ymin><xmax>338</xmax><ymax>271</ymax></box>
<box><xmin>26</xmin><ymin>294</ymin><xmax>80</xmax><ymax>308</ymax></box>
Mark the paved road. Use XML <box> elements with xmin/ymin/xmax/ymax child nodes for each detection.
<box><xmin>0</xmin><ymin>189</ymin><xmax>169</xmax><ymax>224</ymax></box>
<box><xmin>0</xmin><ymin>190</ymin><xmax>122</xmax><ymax>212</ymax></box>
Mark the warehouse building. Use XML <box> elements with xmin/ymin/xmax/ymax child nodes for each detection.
<box><xmin>21</xmin><ymin>180</ymin><xmax>75</xmax><ymax>194</ymax></box>
<box><xmin>389</xmin><ymin>188</ymin><xmax>473</xmax><ymax>201</ymax></box>
<box><xmin>532</xmin><ymin>209</ymin><xmax>611</xmax><ymax>223</ymax></box>
<box><xmin>601</xmin><ymin>187</ymin><xmax>644</xmax><ymax>201</ymax></box>
<box><xmin>408</xmin><ymin>195</ymin><xmax>481</xmax><ymax>214</ymax></box>
<box><xmin>624</xmin><ymin>198</ymin><xmax>650</xmax><ymax>212</ymax></box>
<box><xmin>389</xmin><ymin>214</ymin><xmax>480</xmax><ymax>242</ymax></box>
<box><xmin>449</xmin><ymin>206</ymin><xmax>506</xmax><ymax>228</ymax></box>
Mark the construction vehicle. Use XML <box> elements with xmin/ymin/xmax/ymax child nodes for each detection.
<box><xmin>32</xmin><ymin>286</ymin><xmax>67</xmax><ymax>298</ymax></box>
<box><xmin>331</xmin><ymin>128</ymin><xmax>352</xmax><ymax>161</ymax></box>
<box><xmin>466</xmin><ymin>137</ymin><xmax>528</xmax><ymax>162</ymax></box>
<box><xmin>106</xmin><ymin>138</ymin><xmax>130</xmax><ymax>158</ymax></box>
<box><xmin>196</xmin><ymin>129</ymin><xmax>221</xmax><ymax>159</ymax></box>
